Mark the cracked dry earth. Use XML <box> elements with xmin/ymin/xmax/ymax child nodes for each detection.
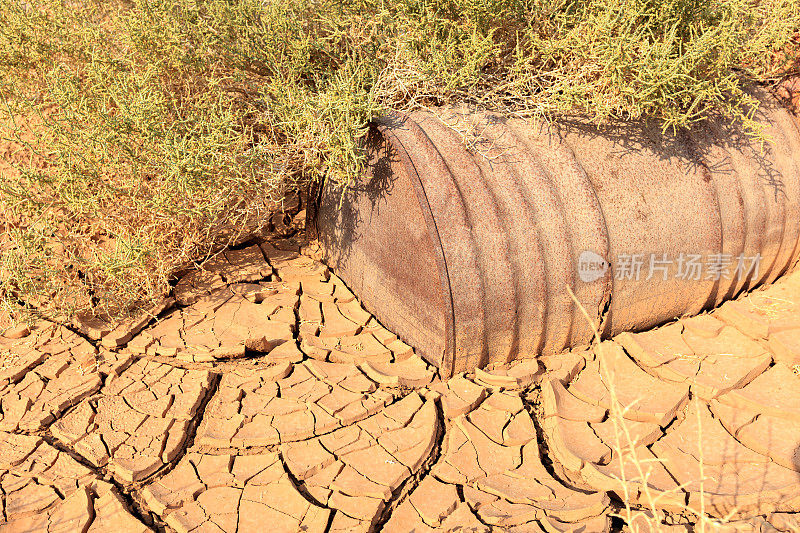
<box><xmin>1</xmin><ymin>240</ymin><xmax>800</xmax><ymax>532</ymax></box>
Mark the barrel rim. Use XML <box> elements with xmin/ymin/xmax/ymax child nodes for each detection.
<box><xmin>374</xmin><ymin>112</ymin><xmax>459</xmax><ymax>377</ymax></box>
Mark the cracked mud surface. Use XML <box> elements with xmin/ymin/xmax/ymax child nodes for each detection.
<box><xmin>1</xmin><ymin>240</ymin><xmax>800</xmax><ymax>531</ymax></box>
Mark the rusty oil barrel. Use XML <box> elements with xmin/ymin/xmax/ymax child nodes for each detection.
<box><xmin>315</xmin><ymin>89</ymin><xmax>800</xmax><ymax>377</ymax></box>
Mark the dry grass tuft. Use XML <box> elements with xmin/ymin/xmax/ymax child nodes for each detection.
<box><xmin>567</xmin><ymin>286</ymin><xmax>741</xmax><ymax>532</ymax></box>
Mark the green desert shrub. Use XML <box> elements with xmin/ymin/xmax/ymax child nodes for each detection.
<box><xmin>0</xmin><ymin>0</ymin><xmax>797</xmax><ymax>322</ymax></box>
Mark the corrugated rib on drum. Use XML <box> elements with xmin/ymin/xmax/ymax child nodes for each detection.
<box><xmin>317</xmin><ymin>90</ymin><xmax>800</xmax><ymax>377</ymax></box>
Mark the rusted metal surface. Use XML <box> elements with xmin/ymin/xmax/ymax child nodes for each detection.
<box><xmin>316</xmin><ymin>89</ymin><xmax>800</xmax><ymax>377</ymax></box>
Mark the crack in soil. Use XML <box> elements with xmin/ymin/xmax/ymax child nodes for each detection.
<box><xmin>372</xmin><ymin>395</ymin><xmax>447</xmax><ymax>532</ymax></box>
<box><xmin>39</xmin><ymin>431</ymin><xmax>163</xmax><ymax>531</ymax></box>
<box><xmin>524</xmin><ymin>385</ymin><xmax>593</xmax><ymax>494</ymax></box>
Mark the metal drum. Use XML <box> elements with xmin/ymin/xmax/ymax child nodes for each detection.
<box><xmin>315</xmin><ymin>90</ymin><xmax>800</xmax><ymax>377</ymax></box>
